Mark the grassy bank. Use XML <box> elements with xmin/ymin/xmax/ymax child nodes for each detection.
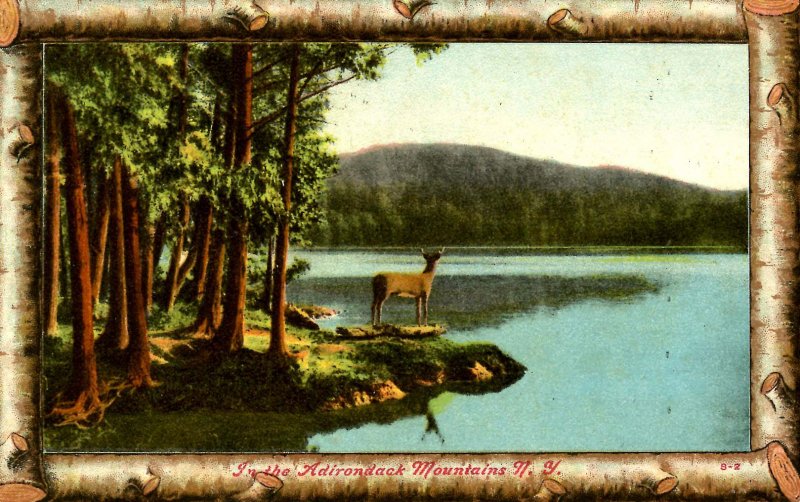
<box><xmin>43</xmin><ymin>304</ymin><xmax>525</xmax><ymax>452</ymax></box>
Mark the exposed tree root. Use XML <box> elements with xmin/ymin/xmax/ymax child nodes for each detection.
<box><xmin>48</xmin><ymin>390</ymin><xmax>110</xmax><ymax>429</ymax></box>
<box><xmin>49</xmin><ymin>375</ymin><xmax>165</xmax><ymax>428</ymax></box>
<box><xmin>48</xmin><ymin>379</ymin><xmax>133</xmax><ymax>428</ymax></box>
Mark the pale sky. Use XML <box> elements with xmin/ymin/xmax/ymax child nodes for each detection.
<box><xmin>325</xmin><ymin>43</ymin><xmax>749</xmax><ymax>191</ymax></box>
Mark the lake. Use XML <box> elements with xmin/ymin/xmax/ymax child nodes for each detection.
<box><xmin>286</xmin><ymin>249</ymin><xmax>749</xmax><ymax>453</ymax></box>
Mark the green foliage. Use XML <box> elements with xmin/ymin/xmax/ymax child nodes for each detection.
<box><xmin>248</xmin><ymin>255</ymin><xmax>312</xmax><ymax>306</ymax></box>
<box><xmin>47</xmin><ymin>44</ymin><xmax>178</xmax><ymax>176</ymax></box>
<box><xmin>286</xmin><ymin>258</ymin><xmax>311</xmax><ymax>283</ymax></box>
<box><xmin>409</xmin><ymin>43</ymin><xmax>449</xmax><ymax>65</ymax></box>
<box><xmin>46</xmin><ymin>42</ymin><xmax>448</xmax><ymax>268</ymax></box>
<box><xmin>147</xmin><ymin>302</ymin><xmax>199</xmax><ymax>334</ymax></box>
<box><xmin>348</xmin><ymin>337</ymin><xmax>526</xmax><ymax>392</ymax></box>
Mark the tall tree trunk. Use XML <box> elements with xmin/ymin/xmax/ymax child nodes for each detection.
<box><xmin>90</xmin><ymin>174</ymin><xmax>110</xmax><ymax>306</ymax></box>
<box><xmin>161</xmin><ymin>43</ymin><xmax>192</xmax><ymax>313</ymax></box>
<box><xmin>100</xmin><ymin>158</ymin><xmax>128</xmax><ymax>350</ymax></box>
<box><xmin>269</xmin><ymin>45</ymin><xmax>301</xmax><ymax>359</ymax></box>
<box><xmin>162</xmin><ymin>193</ymin><xmax>190</xmax><ymax>311</ymax></box>
<box><xmin>140</xmin><ymin>220</ymin><xmax>155</xmax><ymax>313</ymax></box>
<box><xmin>216</xmin><ymin>43</ymin><xmax>253</xmax><ymax>353</ymax></box>
<box><xmin>194</xmin><ymin>229</ymin><xmax>225</xmax><ymax>336</ymax></box>
<box><xmin>196</xmin><ymin>68</ymin><xmax>236</xmax><ymax>339</ymax></box>
<box><xmin>194</xmin><ymin>95</ymin><xmax>221</xmax><ymax>302</ymax></box>
<box><xmin>59</xmin><ymin>205</ymin><xmax>70</xmax><ymax>302</ymax></box>
<box><xmin>175</xmin><ymin>234</ymin><xmax>198</xmax><ymax>292</ymax></box>
<box><xmin>53</xmin><ymin>87</ymin><xmax>100</xmax><ymax>412</ymax></box>
<box><xmin>189</xmin><ymin>196</ymin><xmax>213</xmax><ymax>301</ymax></box>
<box><xmin>43</xmin><ymin>84</ymin><xmax>62</xmax><ymax>336</ymax></box>
<box><xmin>170</xmin><ymin>198</ymin><xmax>212</xmax><ymax>304</ymax></box>
<box><xmin>216</xmin><ymin>218</ymin><xmax>248</xmax><ymax>352</ymax></box>
<box><xmin>145</xmin><ymin>213</ymin><xmax>167</xmax><ymax>312</ymax></box>
<box><xmin>121</xmin><ymin>160</ymin><xmax>153</xmax><ymax>388</ymax></box>
<box><xmin>262</xmin><ymin>232</ymin><xmax>275</xmax><ymax>313</ymax></box>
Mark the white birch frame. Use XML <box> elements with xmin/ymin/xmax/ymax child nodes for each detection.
<box><xmin>1</xmin><ymin>0</ymin><xmax>798</xmax><ymax>500</ymax></box>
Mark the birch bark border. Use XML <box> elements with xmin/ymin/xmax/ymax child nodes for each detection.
<box><xmin>0</xmin><ymin>0</ymin><xmax>797</xmax><ymax>500</ymax></box>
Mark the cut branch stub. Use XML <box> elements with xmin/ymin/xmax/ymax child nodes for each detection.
<box><xmin>141</xmin><ymin>475</ymin><xmax>160</xmax><ymax>496</ymax></box>
<box><xmin>8</xmin><ymin>434</ymin><xmax>27</xmax><ymax>454</ymax></box>
<box><xmin>744</xmin><ymin>0</ymin><xmax>800</xmax><ymax>15</ymax></box>
<box><xmin>768</xmin><ymin>82</ymin><xmax>787</xmax><ymax>106</ymax></box>
<box><xmin>532</xmin><ymin>479</ymin><xmax>567</xmax><ymax>501</ymax></box>
<box><xmin>768</xmin><ymin>442</ymin><xmax>800</xmax><ymax>501</ymax></box>
<box><xmin>124</xmin><ymin>470</ymin><xmax>160</xmax><ymax>498</ymax></box>
<box><xmin>254</xmin><ymin>472</ymin><xmax>283</xmax><ymax>492</ymax></box>
<box><xmin>646</xmin><ymin>475</ymin><xmax>679</xmax><ymax>495</ymax></box>
<box><xmin>392</xmin><ymin>0</ymin><xmax>435</xmax><ymax>21</ymax></box>
<box><xmin>225</xmin><ymin>2</ymin><xmax>269</xmax><ymax>31</ymax></box>
<box><xmin>0</xmin><ymin>0</ymin><xmax>19</xmax><ymax>47</ymax></box>
<box><xmin>0</xmin><ymin>484</ymin><xmax>47</xmax><ymax>502</ymax></box>
<box><xmin>767</xmin><ymin>83</ymin><xmax>796</xmax><ymax>126</ymax></box>
<box><xmin>1</xmin><ymin>433</ymin><xmax>30</xmax><ymax>472</ymax></box>
<box><xmin>393</xmin><ymin>0</ymin><xmax>413</xmax><ymax>18</ymax></box>
<box><xmin>547</xmin><ymin>9</ymin><xmax>588</xmax><ymax>36</ymax></box>
<box><xmin>8</xmin><ymin>123</ymin><xmax>34</xmax><ymax>161</ymax></box>
<box><xmin>761</xmin><ymin>372</ymin><xmax>797</xmax><ymax>414</ymax></box>
<box><xmin>233</xmin><ymin>472</ymin><xmax>284</xmax><ymax>500</ymax></box>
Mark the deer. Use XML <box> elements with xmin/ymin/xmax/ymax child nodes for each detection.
<box><xmin>371</xmin><ymin>248</ymin><xmax>444</xmax><ymax>327</ymax></box>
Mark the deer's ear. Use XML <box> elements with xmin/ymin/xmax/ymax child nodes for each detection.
<box><xmin>420</xmin><ymin>248</ymin><xmax>426</xmax><ymax>255</ymax></box>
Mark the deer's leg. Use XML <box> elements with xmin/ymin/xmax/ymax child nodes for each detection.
<box><xmin>422</xmin><ymin>294</ymin><xmax>429</xmax><ymax>326</ymax></box>
<box><xmin>372</xmin><ymin>297</ymin><xmax>381</xmax><ymax>326</ymax></box>
<box><xmin>374</xmin><ymin>296</ymin><xmax>386</xmax><ymax>326</ymax></box>
<box><xmin>416</xmin><ymin>297</ymin><xmax>422</xmax><ymax>326</ymax></box>
<box><xmin>372</xmin><ymin>276</ymin><xmax>387</xmax><ymax>326</ymax></box>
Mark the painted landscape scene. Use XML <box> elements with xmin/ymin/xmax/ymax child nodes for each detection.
<box><xmin>42</xmin><ymin>43</ymin><xmax>749</xmax><ymax>453</ymax></box>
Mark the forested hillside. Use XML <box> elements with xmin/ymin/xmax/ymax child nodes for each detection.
<box><xmin>309</xmin><ymin>144</ymin><xmax>747</xmax><ymax>248</ymax></box>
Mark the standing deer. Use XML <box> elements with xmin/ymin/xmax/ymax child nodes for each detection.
<box><xmin>371</xmin><ymin>248</ymin><xmax>444</xmax><ymax>326</ymax></box>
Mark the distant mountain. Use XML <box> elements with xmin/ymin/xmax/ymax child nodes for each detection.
<box><xmin>309</xmin><ymin>143</ymin><xmax>747</xmax><ymax>248</ymax></box>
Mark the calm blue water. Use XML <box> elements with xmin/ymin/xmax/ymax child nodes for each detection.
<box><xmin>288</xmin><ymin>250</ymin><xmax>749</xmax><ymax>452</ymax></box>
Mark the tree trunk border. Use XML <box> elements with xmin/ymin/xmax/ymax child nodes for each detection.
<box><xmin>0</xmin><ymin>0</ymin><xmax>798</xmax><ymax>500</ymax></box>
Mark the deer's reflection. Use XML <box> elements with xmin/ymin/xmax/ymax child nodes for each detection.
<box><xmin>422</xmin><ymin>404</ymin><xmax>445</xmax><ymax>444</ymax></box>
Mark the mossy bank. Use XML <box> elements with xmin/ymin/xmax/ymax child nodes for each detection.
<box><xmin>43</xmin><ymin>305</ymin><xmax>525</xmax><ymax>452</ymax></box>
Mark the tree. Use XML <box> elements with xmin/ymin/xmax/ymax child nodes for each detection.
<box><xmin>268</xmin><ymin>44</ymin><xmax>301</xmax><ymax>358</ymax></box>
<box><xmin>162</xmin><ymin>44</ymin><xmax>193</xmax><ymax>312</ymax></box>
<box><xmin>121</xmin><ymin>160</ymin><xmax>153</xmax><ymax>388</ymax></box>
<box><xmin>215</xmin><ymin>43</ymin><xmax>254</xmax><ymax>353</ymax></box>
<box><xmin>260</xmin><ymin>43</ymin><xmax>428</xmax><ymax>360</ymax></box>
<box><xmin>48</xmin><ymin>44</ymin><xmax>177</xmax><ymax>386</ymax></box>
<box><xmin>194</xmin><ymin>229</ymin><xmax>225</xmax><ymax>336</ymax></box>
<box><xmin>48</xmin><ymin>86</ymin><xmax>102</xmax><ymax>424</ymax></box>
<box><xmin>99</xmin><ymin>158</ymin><xmax>128</xmax><ymax>350</ymax></box>
<box><xmin>89</xmin><ymin>175</ymin><xmax>110</xmax><ymax>306</ymax></box>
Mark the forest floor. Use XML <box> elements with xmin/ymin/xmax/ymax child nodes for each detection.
<box><xmin>43</xmin><ymin>302</ymin><xmax>525</xmax><ymax>451</ymax></box>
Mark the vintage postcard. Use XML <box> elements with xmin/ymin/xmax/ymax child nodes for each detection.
<box><xmin>1</xmin><ymin>0</ymin><xmax>799</xmax><ymax>500</ymax></box>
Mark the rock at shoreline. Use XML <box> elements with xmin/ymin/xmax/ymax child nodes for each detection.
<box><xmin>335</xmin><ymin>324</ymin><xmax>446</xmax><ymax>339</ymax></box>
<box><xmin>285</xmin><ymin>304</ymin><xmax>320</xmax><ymax>330</ymax></box>
<box><xmin>468</xmin><ymin>362</ymin><xmax>493</xmax><ymax>381</ymax></box>
<box><xmin>322</xmin><ymin>380</ymin><xmax>407</xmax><ymax>410</ymax></box>
<box><xmin>298</xmin><ymin>305</ymin><xmax>338</xmax><ymax>319</ymax></box>
<box><xmin>373</xmin><ymin>380</ymin><xmax>406</xmax><ymax>401</ymax></box>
